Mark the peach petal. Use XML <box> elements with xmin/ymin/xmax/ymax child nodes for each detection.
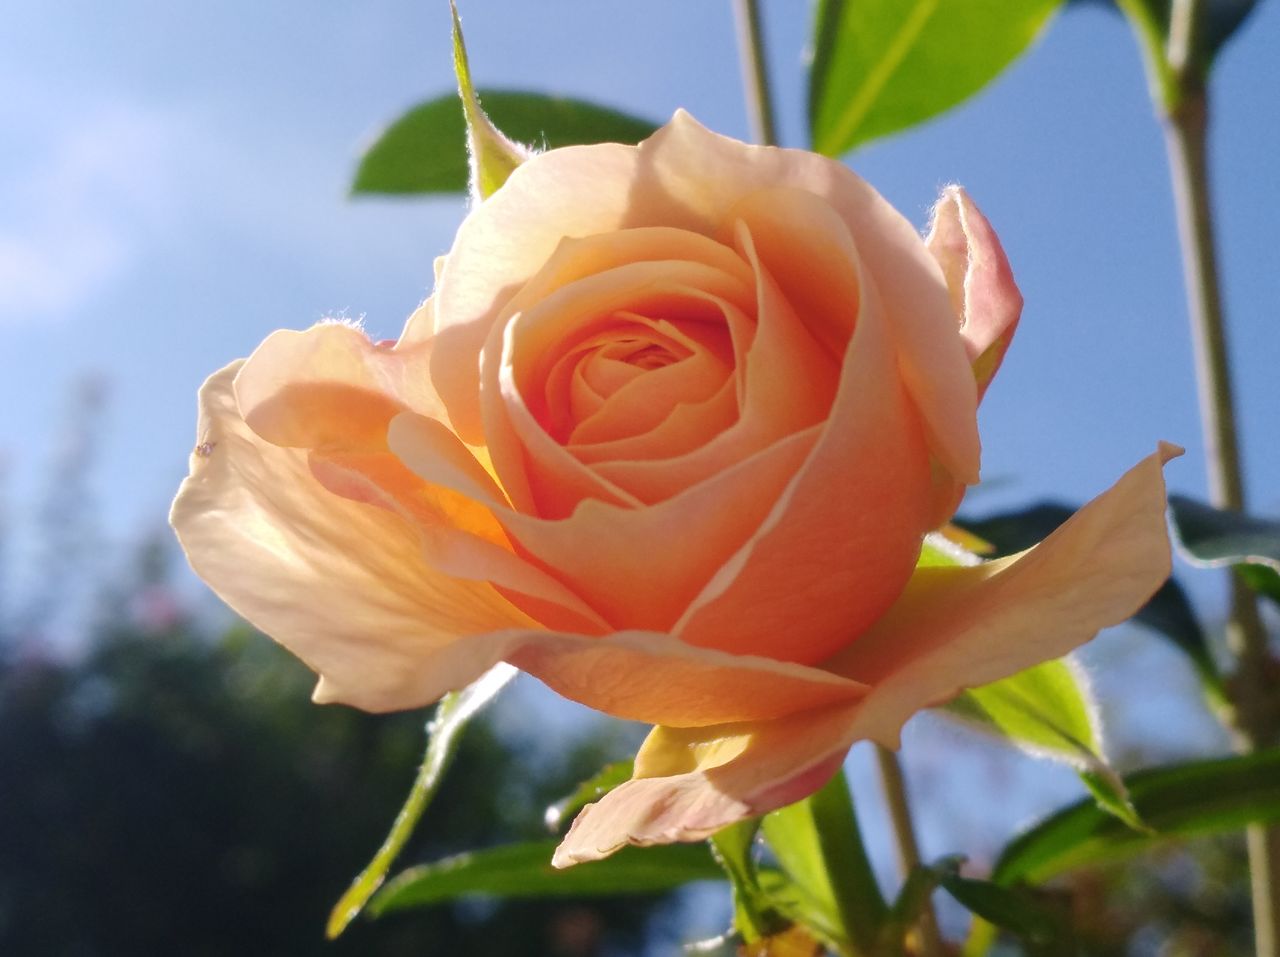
<box><xmin>557</xmin><ymin>445</ymin><xmax>1178</xmax><ymax>862</ymax></box>
<box><xmin>675</xmin><ymin>278</ymin><xmax>933</xmax><ymax>663</ymax></box>
<box><xmin>305</xmin><ymin>452</ymin><xmax>610</xmax><ymax>635</ymax></box>
<box><xmin>507</xmin><ymin>261</ymin><xmax>752</xmax><ymax>405</ymax></box>
<box><xmin>623</xmin><ymin>112</ymin><xmax>980</xmax><ymax>485</ymax></box>
<box><xmin>583</xmin><ymin>235</ymin><xmax>840</xmax><ymax>503</ymax></box>
<box><xmin>431</xmin><ymin>113</ymin><xmax>978</xmax><ymax>486</ymax></box>
<box><xmin>564</xmin><ymin>332</ymin><xmax>724</xmax><ymax>447</ymax></box>
<box><xmin>308</xmin><ymin>449</ymin><xmax>507</xmax><ymax>544</ymax></box>
<box><xmin>497</xmin><ymin>339</ymin><xmax>642</xmax><ymax>517</ymax></box>
<box><xmin>476</xmin><ymin>262</ymin><xmax>751</xmax><ymax>518</ymax></box>
<box><xmin>434</xmin><ymin>223</ymin><xmax>753</xmax><ymax>442</ymax></box>
<box><xmin>731</xmin><ymin>220</ymin><xmax>841</xmax><ymax>435</ymax></box>
<box><xmin>572</xmin><ymin>378</ymin><xmax>739</xmax><ymax>480</ymax></box>
<box><xmin>223</xmin><ymin>320</ymin><xmax>603</xmax><ymax>628</ymax></box>
<box><xmin>723</xmin><ymin>187</ymin><xmax>861</xmax><ymax>359</ymax></box>
<box><xmin>236</xmin><ymin>322</ymin><xmax>439</xmax><ymax>451</ymax></box>
<box><xmin>170</xmin><ymin>363</ymin><xmax>537</xmax><ymax>713</ymax></box>
<box><xmin>503</xmin><ymin>630</ymin><xmax>868</xmax><ymax>729</ymax></box>
<box><xmin>553</xmin><ymin>706</ymin><xmax>855</xmax><ymax>866</ymax></box>
<box><xmin>390</xmin><ymin>410</ymin><xmax>821</xmax><ymax>632</ymax></box>
<box><xmin>925</xmin><ymin>186</ymin><xmax>1023</xmax><ymax>400</ymax></box>
<box><xmin>823</xmin><ymin>442</ymin><xmax>1181</xmax><ymax>744</ymax></box>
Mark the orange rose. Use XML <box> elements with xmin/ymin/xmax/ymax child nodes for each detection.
<box><xmin>171</xmin><ymin>113</ymin><xmax>1174</xmax><ymax>863</ymax></box>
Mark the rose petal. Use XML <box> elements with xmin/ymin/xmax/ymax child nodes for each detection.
<box><xmin>502</xmin><ymin>629</ymin><xmax>868</xmax><ymax>728</ymax></box>
<box><xmin>824</xmin><ymin>441</ymin><xmax>1182</xmax><ymax>743</ymax></box>
<box><xmin>564</xmin><ymin>331</ymin><xmax>727</xmax><ymax>447</ymax></box>
<box><xmin>236</xmin><ymin>320</ymin><xmax>440</xmax><ymax>450</ymax></box>
<box><xmin>674</xmin><ymin>275</ymin><xmax>933</xmax><ymax>663</ymax></box>
<box><xmin>482</xmin><ymin>261</ymin><xmax>756</xmax><ymax>517</ymax></box>
<box><xmin>568</xmin><ymin>370</ymin><xmax>739</xmax><ymax>478</ymax></box>
<box><xmin>228</xmin><ymin>319</ymin><xmax>616</xmax><ymax>633</ymax></box>
<box><xmin>432</xmin><ymin>113</ymin><xmax>978</xmax><ymax>484</ymax></box>
<box><xmin>553</xmin><ymin>706</ymin><xmax>854</xmax><ymax>866</ymax></box>
<box><xmin>587</xmin><ymin>224</ymin><xmax>841</xmax><ymax>503</ymax></box>
<box><xmin>556</xmin><ymin>444</ymin><xmax>1177</xmax><ymax>861</ymax></box>
<box><xmin>722</xmin><ymin>186</ymin><xmax>861</xmax><ymax>359</ymax></box>
<box><xmin>305</xmin><ymin>451</ymin><xmax>611</xmax><ymax>635</ymax></box>
<box><xmin>925</xmin><ymin>186</ymin><xmax>1023</xmax><ymax>400</ymax></box>
<box><xmin>390</xmin><ymin>410</ymin><xmax>822</xmax><ymax>632</ymax></box>
<box><xmin>169</xmin><ymin>362</ymin><xmax>538</xmax><ymax>713</ymax></box>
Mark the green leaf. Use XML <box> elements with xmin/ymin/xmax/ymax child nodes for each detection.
<box><xmin>1169</xmin><ymin>494</ymin><xmax>1280</xmax><ymax>570</ymax></box>
<box><xmin>957</xmin><ymin>503</ymin><xmax>1225</xmax><ymax>703</ymax></box>
<box><xmin>368</xmin><ymin>840</ymin><xmax>723</xmax><ymax>915</ymax></box>
<box><xmin>761</xmin><ymin>769</ymin><xmax>885</xmax><ymax>955</ymax></box>
<box><xmin>937</xmin><ymin>874</ymin><xmax>1070</xmax><ymax>955</ymax></box>
<box><xmin>353</xmin><ymin>92</ymin><xmax>659</xmax><ymax>197</ymax></box>
<box><xmin>1169</xmin><ymin>494</ymin><xmax>1280</xmax><ymax>608</ymax></box>
<box><xmin>808</xmin><ymin>0</ymin><xmax>1063</xmax><ymax>155</ymax></box>
<box><xmin>755</xmin><ymin>870</ymin><xmax>854</xmax><ymax>956</ymax></box>
<box><xmin>1241</xmin><ymin>564</ymin><xmax>1280</xmax><ymax>606</ymax></box>
<box><xmin>325</xmin><ymin>664</ymin><xmax>516</xmax><ymax>939</ymax></box>
<box><xmin>993</xmin><ymin>748</ymin><xmax>1280</xmax><ymax>886</ymax></box>
<box><xmin>544</xmin><ymin>760</ymin><xmax>634</xmax><ymax>832</ymax></box>
<box><xmin>945</xmin><ymin>660</ymin><xmax>1145</xmax><ymax>831</ymax></box>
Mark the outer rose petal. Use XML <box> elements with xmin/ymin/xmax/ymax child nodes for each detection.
<box><xmin>925</xmin><ymin>186</ymin><xmax>1023</xmax><ymax>400</ymax></box>
<box><xmin>500</xmin><ymin>630</ymin><xmax>868</xmax><ymax>727</ymax></box>
<box><xmin>229</xmin><ymin>321</ymin><xmax>618</xmax><ymax>633</ymax></box>
<box><xmin>169</xmin><ymin>362</ymin><xmax>538</xmax><ymax>712</ymax></box>
<box><xmin>552</xmin><ymin>708</ymin><xmax>853</xmax><ymax>867</ymax></box>
<box><xmin>555</xmin><ymin>444</ymin><xmax>1177</xmax><ymax>864</ymax></box>
<box><xmin>237</xmin><ymin>310</ymin><xmax>441</xmax><ymax>451</ymax></box>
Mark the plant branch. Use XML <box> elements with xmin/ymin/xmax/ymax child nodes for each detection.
<box><xmin>876</xmin><ymin>745</ymin><xmax>942</xmax><ymax>957</ymax></box>
<box><xmin>1155</xmin><ymin>0</ymin><xmax>1279</xmax><ymax>952</ymax></box>
<box><xmin>732</xmin><ymin>0</ymin><xmax>778</xmax><ymax>147</ymax></box>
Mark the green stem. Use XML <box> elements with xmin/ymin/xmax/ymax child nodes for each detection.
<box><xmin>732</xmin><ymin>0</ymin><xmax>778</xmax><ymax>147</ymax></box>
<box><xmin>875</xmin><ymin>745</ymin><xmax>942</xmax><ymax>957</ymax></box>
<box><xmin>1153</xmin><ymin>1</ymin><xmax>1280</xmax><ymax>953</ymax></box>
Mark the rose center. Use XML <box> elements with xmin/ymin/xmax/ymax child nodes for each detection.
<box><xmin>617</xmin><ymin>340</ymin><xmax>677</xmax><ymax>371</ymax></box>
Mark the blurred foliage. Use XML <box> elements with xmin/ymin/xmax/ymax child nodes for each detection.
<box><xmin>1054</xmin><ymin>835</ymin><xmax>1254</xmax><ymax>957</ymax></box>
<box><xmin>0</xmin><ymin>540</ymin><xmax>673</xmax><ymax>956</ymax></box>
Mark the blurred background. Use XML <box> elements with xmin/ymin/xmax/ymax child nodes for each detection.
<box><xmin>2</xmin><ymin>1</ymin><xmax>1277</xmax><ymax>953</ymax></box>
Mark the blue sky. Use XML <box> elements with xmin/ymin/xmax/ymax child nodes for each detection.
<box><xmin>1</xmin><ymin>0</ymin><xmax>1276</xmax><ymax>874</ymax></box>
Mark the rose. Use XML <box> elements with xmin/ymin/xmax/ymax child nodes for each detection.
<box><xmin>171</xmin><ymin>113</ymin><xmax>1174</xmax><ymax>863</ymax></box>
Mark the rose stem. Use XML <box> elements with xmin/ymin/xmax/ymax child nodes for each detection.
<box><xmin>731</xmin><ymin>0</ymin><xmax>777</xmax><ymax>148</ymax></box>
<box><xmin>1156</xmin><ymin>0</ymin><xmax>1280</xmax><ymax>952</ymax></box>
<box><xmin>875</xmin><ymin>744</ymin><xmax>943</xmax><ymax>956</ymax></box>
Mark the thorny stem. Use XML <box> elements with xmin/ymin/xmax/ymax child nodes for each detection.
<box><xmin>876</xmin><ymin>745</ymin><xmax>943</xmax><ymax>957</ymax></box>
<box><xmin>732</xmin><ymin>0</ymin><xmax>778</xmax><ymax>147</ymax></box>
<box><xmin>1158</xmin><ymin>0</ymin><xmax>1279</xmax><ymax>953</ymax></box>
